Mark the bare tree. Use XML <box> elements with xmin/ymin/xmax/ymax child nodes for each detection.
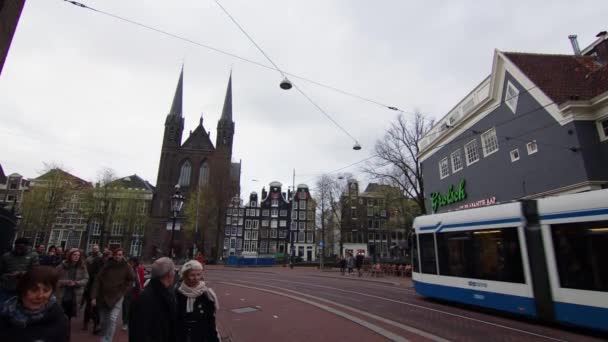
<box><xmin>314</xmin><ymin>173</ymin><xmax>351</xmax><ymax>257</ymax></box>
<box><xmin>363</xmin><ymin>112</ymin><xmax>433</xmax><ymax>214</ymax></box>
<box><xmin>19</xmin><ymin>163</ymin><xmax>73</xmax><ymax>245</ymax></box>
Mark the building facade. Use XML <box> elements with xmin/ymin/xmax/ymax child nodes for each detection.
<box><xmin>340</xmin><ymin>180</ymin><xmax>409</xmax><ymax>260</ymax></box>
<box><xmin>419</xmin><ymin>32</ymin><xmax>608</xmax><ymax>213</ymax></box>
<box><xmin>147</xmin><ymin>69</ymin><xmax>241</xmax><ymax>260</ymax></box>
<box><xmin>290</xmin><ymin>184</ymin><xmax>316</xmax><ymax>261</ymax></box>
<box><xmin>0</xmin><ymin>163</ymin><xmax>29</xmax><ymax>210</ymax></box>
<box><xmin>223</xmin><ymin>182</ymin><xmax>318</xmax><ymax>262</ymax></box>
<box><xmin>85</xmin><ymin>174</ymin><xmax>154</xmax><ymax>257</ymax></box>
<box><xmin>18</xmin><ymin>168</ymin><xmax>91</xmax><ymax>250</ymax></box>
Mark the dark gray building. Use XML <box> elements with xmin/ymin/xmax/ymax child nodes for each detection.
<box><xmin>419</xmin><ymin>32</ymin><xmax>608</xmax><ymax>213</ymax></box>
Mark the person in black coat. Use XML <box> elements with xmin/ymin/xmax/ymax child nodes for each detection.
<box><xmin>0</xmin><ymin>266</ymin><xmax>69</xmax><ymax>342</ymax></box>
<box><xmin>129</xmin><ymin>257</ymin><xmax>177</xmax><ymax>342</ymax></box>
<box><xmin>175</xmin><ymin>260</ymin><xmax>220</xmax><ymax>342</ymax></box>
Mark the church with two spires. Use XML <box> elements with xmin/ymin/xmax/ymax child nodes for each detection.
<box><xmin>146</xmin><ymin>68</ymin><xmax>241</xmax><ymax>259</ymax></box>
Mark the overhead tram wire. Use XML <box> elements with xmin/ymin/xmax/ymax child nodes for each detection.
<box><xmin>60</xmin><ymin>0</ymin><xmax>404</xmax><ymax>113</ymax></box>
<box><xmin>213</xmin><ymin>0</ymin><xmax>361</xmax><ymax>147</ymax></box>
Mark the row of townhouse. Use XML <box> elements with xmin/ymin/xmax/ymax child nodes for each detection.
<box><xmin>223</xmin><ymin>182</ymin><xmax>318</xmax><ymax>261</ymax></box>
<box><xmin>340</xmin><ymin>180</ymin><xmax>412</xmax><ymax>260</ymax></box>
<box><xmin>5</xmin><ymin>165</ymin><xmax>154</xmax><ymax>257</ymax></box>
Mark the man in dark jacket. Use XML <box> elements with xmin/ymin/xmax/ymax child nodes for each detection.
<box><xmin>82</xmin><ymin>244</ymin><xmax>103</xmax><ymax>331</ymax></box>
<box><xmin>129</xmin><ymin>257</ymin><xmax>177</xmax><ymax>342</ymax></box>
<box><xmin>0</xmin><ymin>238</ymin><xmax>39</xmax><ymax>305</ymax></box>
<box><xmin>355</xmin><ymin>253</ymin><xmax>365</xmax><ymax>277</ymax></box>
<box><xmin>91</xmin><ymin>248</ymin><xmax>134</xmax><ymax>342</ymax></box>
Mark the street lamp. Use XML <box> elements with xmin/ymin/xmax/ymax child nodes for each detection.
<box><xmin>169</xmin><ymin>185</ymin><xmax>185</xmax><ymax>258</ymax></box>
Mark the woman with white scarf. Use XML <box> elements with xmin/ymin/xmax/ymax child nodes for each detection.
<box><xmin>176</xmin><ymin>260</ymin><xmax>220</xmax><ymax>342</ymax></box>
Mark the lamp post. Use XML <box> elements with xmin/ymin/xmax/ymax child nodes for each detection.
<box><xmin>169</xmin><ymin>185</ymin><xmax>185</xmax><ymax>259</ymax></box>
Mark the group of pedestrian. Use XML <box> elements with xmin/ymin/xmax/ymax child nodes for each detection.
<box><xmin>129</xmin><ymin>258</ymin><xmax>219</xmax><ymax>342</ymax></box>
<box><xmin>337</xmin><ymin>252</ymin><xmax>365</xmax><ymax>276</ymax></box>
<box><xmin>0</xmin><ymin>237</ymin><xmax>220</xmax><ymax>342</ymax></box>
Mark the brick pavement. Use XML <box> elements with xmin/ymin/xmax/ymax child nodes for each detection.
<box><xmin>69</xmin><ymin>312</ymin><xmax>129</xmax><ymax>342</ymax></box>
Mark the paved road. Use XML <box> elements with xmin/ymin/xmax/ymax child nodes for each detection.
<box><xmin>205</xmin><ymin>267</ymin><xmax>607</xmax><ymax>342</ymax></box>
<box><xmin>69</xmin><ymin>266</ymin><xmax>607</xmax><ymax>341</ymax></box>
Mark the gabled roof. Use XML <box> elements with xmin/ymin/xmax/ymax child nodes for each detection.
<box><xmin>112</xmin><ymin>174</ymin><xmax>155</xmax><ymax>192</ymax></box>
<box><xmin>181</xmin><ymin>118</ymin><xmax>215</xmax><ymax>150</ymax></box>
<box><xmin>504</xmin><ymin>52</ymin><xmax>608</xmax><ymax>104</ymax></box>
<box><xmin>34</xmin><ymin>168</ymin><xmax>91</xmax><ymax>189</ymax></box>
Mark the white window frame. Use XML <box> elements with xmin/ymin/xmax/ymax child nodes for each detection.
<box><xmin>481</xmin><ymin>127</ymin><xmax>499</xmax><ymax>157</ymax></box>
<box><xmin>252</xmin><ymin>220</ymin><xmax>259</xmax><ymax>229</ymax></box>
<box><xmin>270</xmin><ymin>229</ymin><xmax>278</xmax><ymax>238</ymax></box>
<box><xmin>279</xmin><ymin>220</ymin><xmax>287</xmax><ymax>227</ymax></box>
<box><xmin>270</xmin><ymin>220</ymin><xmax>278</xmax><ymax>228</ymax></box>
<box><xmin>271</xmin><ymin>208</ymin><xmax>278</xmax><ymax>217</ymax></box>
<box><xmin>298</xmin><ymin>222</ymin><xmax>306</xmax><ymax>230</ymax></box>
<box><xmin>439</xmin><ymin>157</ymin><xmax>450</xmax><ymax>179</ymax></box>
<box><xmin>279</xmin><ymin>210</ymin><xmax>287</xmax><ymax>217</ymax></box>
<box><xmin>291</xmin><ymin>211</ymin><xmax>297</xmax><ymax>219</ymax></box>
<box><xmin>505</xmin><ymin>81</ymin><xmax>520</xmax><ymax>114</ymax></box>
<box><xmin>510</xmin><ymin>148</ymin><xmax>520</xmax><ymax>162</ymax></box>
<box><xmin>450</xmin><ymin>149</ymin><xmax>463</xmax><ymax>173</ymax></box>
<box><xmin>299</xmin><ymin>211</ymin><xmax>306</xmax><ymax>220</ymax></box>
<box><xmin>526</xmin><ymin>140</ymin><xmax>538</xmax><ymax>155</ymax></box>
<box><xmin>464</xmin><ymin>139</ymin><xmax>480</xmax><ymax>166</ymax></box>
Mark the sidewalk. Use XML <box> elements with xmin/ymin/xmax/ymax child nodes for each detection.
<box><xmin>205</xmin><ymin>265</ymin><xmax>413</xmax><ymax>288</ymax></box>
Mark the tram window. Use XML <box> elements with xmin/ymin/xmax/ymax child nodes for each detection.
<box><xmin>419</xmin><ymin>233</ymin><xmax>437</xmax><ymax>274</ymax></box>
<box><xmin>437</xmin><ymin>227</ymin><xmax>524</xmax><ymax>283</ymax></box>
<box><xmin>551</xmin><ymin>221</ymin><xmax>608</xmax><ymax>292</ymax></box>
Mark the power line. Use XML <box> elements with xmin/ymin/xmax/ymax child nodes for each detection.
<box><xmin>213</xmin><ymin>0</ymin><xmax>359</xmax><ymax>145</ymax></box>
<box><xmin>60</xmin><ymin>0</ymin><xmax>402</xmax><ymax>112</ymax></box>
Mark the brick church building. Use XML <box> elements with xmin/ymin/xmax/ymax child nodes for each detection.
<box><xmin>146</xmin><ymin>68</ymin><xmax>241</xmax><ymax>260</ymax></box>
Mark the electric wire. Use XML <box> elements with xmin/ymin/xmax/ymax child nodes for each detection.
<box><xmin>213</xmin><ymin>0</ymin><xmax>359</xmax><ymax>144</ymax></box>
<box><xmin>60</xmin><ymin>0</ymin><xmax>403</xmax><ymax>112</ymax></box>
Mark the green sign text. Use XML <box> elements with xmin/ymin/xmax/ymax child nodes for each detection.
<box><xmin>430</xmin><ymin>179</ymin><xmax>467</xmax><ymax>213</ymax></box>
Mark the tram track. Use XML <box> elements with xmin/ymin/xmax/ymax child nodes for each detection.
<box><xmin>207</xmin><ymin>271</ymin><xmax>603</xmax><ymax>342</ymax></box>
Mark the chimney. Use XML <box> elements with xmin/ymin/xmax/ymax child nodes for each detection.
<box><xmin>569</xmin><ymin>35</ymin><xmax>581</xmax><ymax>55</ymax></box>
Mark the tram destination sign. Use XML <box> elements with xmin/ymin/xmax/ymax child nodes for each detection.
<box><xmin>430</xmin><ymin>179</ymin><xmax>467</xmax><ymax>213</ymax></box>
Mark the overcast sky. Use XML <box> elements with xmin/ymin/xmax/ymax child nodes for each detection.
<box><xmin>1</xmin><ymin>0</ymin><xmax>606</xmax><ymax>198</ymax></box>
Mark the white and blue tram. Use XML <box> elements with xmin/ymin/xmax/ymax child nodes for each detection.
<box><xmin>412</xmin><ymin>189</ymin><xmax>608</xmax><ymax>332</ymax></box>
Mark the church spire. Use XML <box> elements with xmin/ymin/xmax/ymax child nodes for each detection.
<box><xmin>169</xmin><ymin>66</ymin><xmax>183</xmax><ymax>117</ymax></box>
<box><xmin>219</xmin><ymin>71</ymin><xmax>232</xmax><ymax>122</ymax></box>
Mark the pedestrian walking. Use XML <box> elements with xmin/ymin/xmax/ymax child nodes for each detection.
<box><xmin>0</xmin><ymin>266</ymin><xmax>69</xmax><ymax>342</ymax></box>
<box><xmin>129</xmin><ymin>257</ymin><xmax>177</xmax><ymax>342</ymax></box>
<box><xmin>82</xmin><ymin>244</ymin><xmax>104</xmax><ymax>332</ymax></box>
<box><xmin>90</xmin><ymin>248</ymin><xmax>135</xmax><ymax>342</ymax></box>
<box><xmin>56</xmin><ymin>247</ymin><xmax>65</xmax><ymax>262</ymax></box>
<box><xmin>346</xmin><ymin>253</ymin><xmax>355</xmax><ymax>275</ymax></box>
<box><xmin>121</xmin><ymin>256</ymin><xmax>144</xmax><ymax>331</ymax></box>
<box><xmin>56</xmin><ymin>248</ymin><xmax>89</xmax><ymax>322</ymax></box>
<box><xmin>40</xmin><ymin>245</ymin><xmax>61</xmax><ymax>267</ymax></box>
<box><xmin>175</xmin><ymin>260</ymin><xmax>220</xmax><ymax>342</ymax></box>
<box><xmin>36</xmin><ymin>244</ymin><xmax>46</xmax><ymax>257</ymax></box>
<box><xmin>0</xmin><ymin>238</ymin><xmax>39</xmax><ymax>305</ymax></box>
<box><xmin>355</xmin><ymin>253</ymin><xmax>365</xmax><ymax>277</ymax></box>
<box><xmin>338</xmin><ymin>257</ymin><xmax>346</xmax><ymax>275</ymax></box>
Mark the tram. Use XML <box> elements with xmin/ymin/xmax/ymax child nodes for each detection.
<box><xmin>412</xmin><ymin>189</ymin><xmax>608</xmax><ymax>332</ymax></box>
